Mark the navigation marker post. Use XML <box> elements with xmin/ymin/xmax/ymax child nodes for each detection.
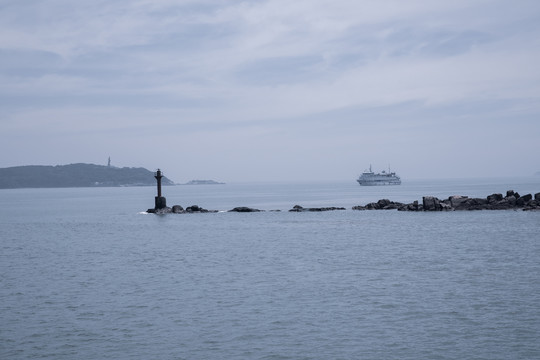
<box><xmin>154</xmin><ymin>169</ymin><xmax>167</xmax><ymax>209</ymax></box>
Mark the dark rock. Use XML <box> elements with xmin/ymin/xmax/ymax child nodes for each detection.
<box><xmin>460</xmin><ymin>198</ymin><xmax>489</xmax><ymax>210</ymax></box>
<box><xmin>146</xmin><ymin>207</ymin><xmax>172</xmax><ymax>214</ymax></box>
<box><xmin>289</xmin><ymin>205</ymin><xmax>345</xmax><ymax>212</ymax></box>
<box><xmin>397</xmin><ymin>200</ymin><xmax>419</xmax><ymax>211</ymax></box>
<box><xmin>516</xmin><ymin>195</ymin><xmax>532</xmax><ymax>207</ymax></box>
<box><xmin>405</xmin><ymin>202</ymin><xmax>418</xmax><ymax>211</ymax></box>
<box><xmin>377</xmin><ymin>199</ymin><xmax>391</xmax><ymax>207</ymax></box>
<box><xmin>487</xmin><ymin>193</ymin><xmax>503</xmax><ymax>203</ymax></box>
<box><xmin>524</xmin><ymin>200</ymin><xmax>540</xmax><ymax>211</ymax></box>
<box><xmin>440</xmin><ymin>202</ymin><xmax>453</xmax><ymax>211</ymax></box>
<box><xmin>423</xmin><ymin>196</ymin><xmax>441</xmax><ymax>211</ymax></box>
<box><xmin>421</xmin><ymin>197</ymin><xmax>454</xmax><ymax>211</ymax></box>
<box><xmin>154</xmin><ymin>207</ymin><xmax>172</xmax><ymax>214</ymax></box>
<box><xmin>185</xmin><ymin>205</ymin><xmax>201</xmax><ymax>212</ymax></box>
<box><xmin>352</xmin><ymin>205</ymin><xmax>366</xmax><ymax>210</ymax></box>
<box><xmin>185</xmin><ymin>205</ymin><xmax>214</xmax><ymax>213</ymax></box>
<box><xmin>366</xmin><ymin>202</ymin><xmax>379</xmax><ymax>210</ymax></box>
<box><xmin>471</xmin><ymin>198</ymin><xmax>488</xmax><ymax>205</ymax></box>
<box><xmin>449</xmin><ymin>195</ymin><xmax>469</xmax><ymax>209</ymax></box>
<box><xmin>172</xmin><ymin>205</ymin><xmax>184</xmax><ymax>213</ymax></box>
<box><xmin>490</xmin><ymin>198</ymin><xmax>513</xmax><ymax>210</ymax></box>
<box><xmin>289</xmin><ymin>205</ymin><xmax>304</xmax><ymax>212</ymax></box>
<box><xmin>397</xmin><ymin>201</ymin><xmax>423</xmax><ymax>211</ymax></box>
<box><xmin>535</xmin><ymin>193</ymin><xmax>540</xmax><ymax>201</ymax></box>
<box><xmin>506</xmin><ymin>190</ymin><xmax>515</xmax><ymax>197</ymax></box>
<box><xmin>465</xmin><ymin>198</ymin><xmax>488</xmax><ymax>210</ymax></box>
<box><xmin>311</xmin><ymin>207</ymin><xmax>346</xmax><ymax>211</ymax></box>
<box><xmin>229</xmin><ymin>207</ymin><xmax>262</xmax><ymax>212</ymax></box>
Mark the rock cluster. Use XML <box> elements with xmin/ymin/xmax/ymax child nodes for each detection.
<box><xmin>228</xmin><ymin>207</ymin><xmax>262</xmax><ymax>212</ymax></box>
<box><xmin>352</xmin><ymin>199</ymin><xmax>405</xmax><ymax>210</ymax></box>
<box><xmin>352</xmin><ymin>190</ymin><xmax>540</xmax><ymax>211</ymax></box>
<box><xmin>289</xmin><ymin>205</ymin><xmax>346</xmax><ymax>212</ymax></box>
<box><xmin>147</xmin><ymin>204</ymin><xmax>217</xmax><ymax>214</ymax></box>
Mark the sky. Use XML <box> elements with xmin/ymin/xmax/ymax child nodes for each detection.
<box><xmin>1</xmin><ymin>0</ymin><xmax>539</xmax><ymax>183</ymax></box>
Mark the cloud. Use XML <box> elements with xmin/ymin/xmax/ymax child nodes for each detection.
<box><xmin>1</xmin><ymin>0</ymin><xmax>540</xmax><ymax>180</ymax></box>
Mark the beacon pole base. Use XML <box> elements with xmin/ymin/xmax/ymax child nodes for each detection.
<box><xmin>155</xmin><ymin>196</ymin><xmax>167</xmax><ymax>209</ymax></box>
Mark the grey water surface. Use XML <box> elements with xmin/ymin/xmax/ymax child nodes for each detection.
<box><xmin>1</xmin><ymin>178</ymin><xmax>540</xmax><ymax>359</ymax></box>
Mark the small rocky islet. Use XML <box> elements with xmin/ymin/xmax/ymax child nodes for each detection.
<box><xmin>147</xmin><ymin>190</ymin><xmax>540</xmax><ymax>214</ymax></box>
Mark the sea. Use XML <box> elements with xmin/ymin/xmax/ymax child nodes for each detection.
<box><xmin>1</xmin><ymin>177</ymin><xmax>540</xmax><ymax>360</ymax></box>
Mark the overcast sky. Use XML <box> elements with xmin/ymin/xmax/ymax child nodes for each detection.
<box><xmin>1</xmin><ymin>0</ymin><xmax>539</xmax><ymax>183</ymax></box>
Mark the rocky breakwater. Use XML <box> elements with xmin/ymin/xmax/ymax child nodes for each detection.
<box><xmin>147</xmin><ymin>205</ymin><xmax>267</xmax><ymax>214</ymax></box>
<box><xmin>352</xmin><ymin>190</ymin><xmax>540</xmax><ymax>212</ymax></box>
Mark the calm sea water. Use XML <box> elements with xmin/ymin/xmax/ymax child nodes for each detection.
<box><xmin>1</xmin><ymin>178</ymin><xmax>540</xmax><ymax>359</ymax></box>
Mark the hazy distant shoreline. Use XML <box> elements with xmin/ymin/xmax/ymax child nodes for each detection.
<box><xmin>0</xmin><ymin>163</ymin><xmax>174</xmax><ymax>189</ymax></box>
<box><xmin>181</xmin><ymin>180</ymin><xmax>225</xmax><ymax>185</ymax></box>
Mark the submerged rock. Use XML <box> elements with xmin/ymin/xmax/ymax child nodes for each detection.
<box><xmin>289</xmin><ymin>205</ymin><xmax>346</xmax><ymax>212</ymax></box>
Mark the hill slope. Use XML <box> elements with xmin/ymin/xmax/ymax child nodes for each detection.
<box><xmin>0</xmin><ymin>163</ymin><xmax>174</xmax><ymax>189</ymax></box>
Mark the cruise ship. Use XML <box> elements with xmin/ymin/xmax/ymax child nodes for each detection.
<box><xmin>357</xmin><ymin>165</ymin><xmax>401</xmax><ymax>186</ymax></box>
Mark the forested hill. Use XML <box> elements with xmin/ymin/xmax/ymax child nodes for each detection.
<box><xmin>0</xmin><ymin>163</ymin><xmax>175</xmax><ymax>189</ymax></box>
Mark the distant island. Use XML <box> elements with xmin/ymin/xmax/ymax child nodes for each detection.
<box><xmin>183</xmin><ymin>180</ymin><xmax>225</xmax><ymax>185</ymax></box>
<box><xmin>0</xmin><ymin>163</ymin><xmax>174</xmax><ymax>189</ymax></box>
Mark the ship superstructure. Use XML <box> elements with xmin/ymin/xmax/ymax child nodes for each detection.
<box><xmin>357</xmin><ymin>165</ymin><xmax>401</xmax><ymax>186</ymax></box>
